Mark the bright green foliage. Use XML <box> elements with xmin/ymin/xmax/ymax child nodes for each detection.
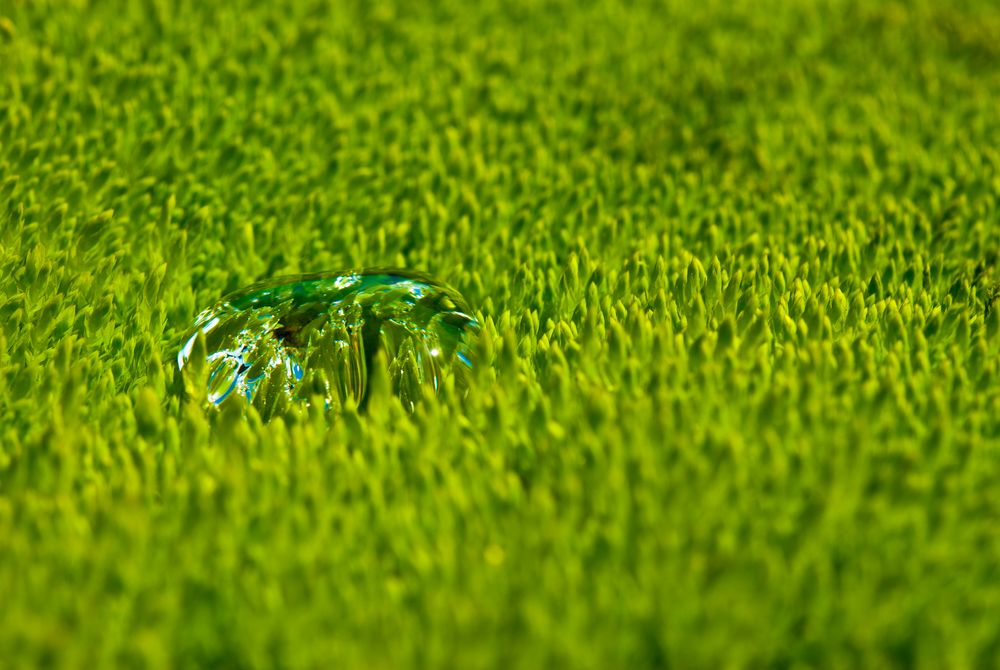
<box><xmin>1</xmin><ymin>0</ymin><xmax>999</xmax><ymax>667</ymax></box>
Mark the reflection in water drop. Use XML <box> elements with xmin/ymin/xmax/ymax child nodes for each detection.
<box><xmin>178</xmin><ymin>269</ymin><xmax>480</xmax><ymax>419</ymax></box>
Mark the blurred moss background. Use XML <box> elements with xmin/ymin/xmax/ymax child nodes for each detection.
<box><xmin>1</xmin><ymin>0</ymin><xmax>999</xmax><ymax>667</ymax></box>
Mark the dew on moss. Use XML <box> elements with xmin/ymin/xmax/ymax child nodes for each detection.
<box><xmin>178</xmin><ymin>269</ymin><xmax>480</xmax><ymax>418</ymax></box>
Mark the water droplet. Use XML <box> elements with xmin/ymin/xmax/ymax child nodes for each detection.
<box><xmin>178</xmin><ymin>269</ymin><xmax>480</xmax><ymax>418</ymax></box>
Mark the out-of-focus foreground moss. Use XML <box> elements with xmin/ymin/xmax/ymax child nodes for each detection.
<box><xmin>1</xmin><ymin>0</ymin><xmax>999</xmax><ymax>667</ymax></box>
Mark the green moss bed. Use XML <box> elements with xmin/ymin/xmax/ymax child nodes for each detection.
<box><xmin>1</xmin><ymin>0</ymin><xmax>999</xmax><ymax>667</ymax></box>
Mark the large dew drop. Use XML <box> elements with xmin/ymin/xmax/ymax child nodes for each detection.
<box><xmin>177</xmin><ymin>269</ymin><xmax>480</xmax><ymax>418</ymax></box>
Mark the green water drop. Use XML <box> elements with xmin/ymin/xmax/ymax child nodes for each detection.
<box><xmin>178</xmin><ymin>269</ymin><xmax>480</xmax><ymax>419</ymax></box>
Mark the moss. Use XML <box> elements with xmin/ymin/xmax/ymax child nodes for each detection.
<box><xmin>1</xmin><ymin>0</ymin><xmax>999</xmax><ymax>667</ymax></box>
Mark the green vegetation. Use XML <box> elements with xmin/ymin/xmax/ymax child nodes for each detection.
<box><xmin>1</xmin><ymin>0</ymin><xmax>999</xmax><ymax>667</ymax></box>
